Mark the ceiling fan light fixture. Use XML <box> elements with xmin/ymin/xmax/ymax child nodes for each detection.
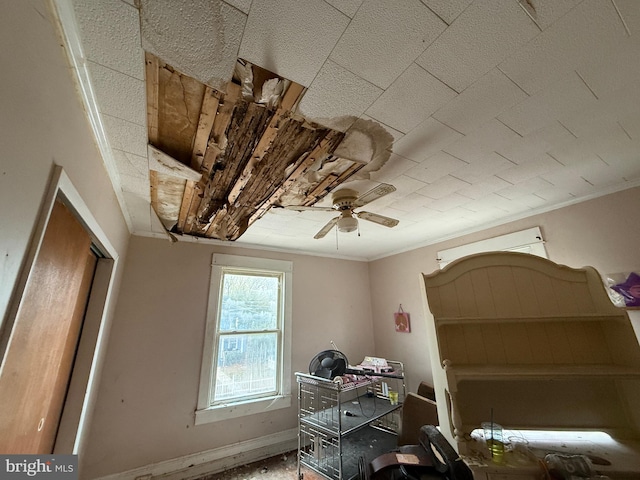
<box><xmin>337</xmin><ymin>215</ymin><xmax>358</xmax><ymax>233</ymax></box>
<box><xmin>285</xmin><ymin>183</ymin><xmax>399</xmax><ymax>239</ymax></box>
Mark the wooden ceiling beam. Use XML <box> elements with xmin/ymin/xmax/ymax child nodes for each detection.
<box><xmin>224</xmin><ymin>121</ymin><xmax>324</xmax><ymax>239</ymax></box>
<box><xmin>177</xmin><ymin>87</ymin><xmax>222</xmax><ymax>232</ymax></box>
<box><xmin>182</xmin><ymin>83</ymin><xmax>241</xmax><ymax>234</ymax></box>
<box><xmin>248</xmin><ymin>128</ymin><xmax>345</xmax><ymax>227</ymax></box>
<box><xmin>226</xmin><ymin>81</ymin><xmax>305</xmax><ymax>206</ymax></box>
<box><xmin>191</xmin><ymin>86</ymin><xmax>220</xmax><ymax>171</ymax></box>
<box><xmin>196</xmin><ymin>101</ymin><xmax>274</xmax><ymax>225</ymax></box>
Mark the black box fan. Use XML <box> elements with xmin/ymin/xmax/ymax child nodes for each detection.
<box><xmin>309</xmin><ymin>350</ymin><xmax>348</xmax><ymax>379</ymax></box>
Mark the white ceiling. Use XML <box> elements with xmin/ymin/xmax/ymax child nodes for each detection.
<box><xmin>56</xmin><ymin>0</ymin><xmax>640</xmax><ymax>261</ymax></box>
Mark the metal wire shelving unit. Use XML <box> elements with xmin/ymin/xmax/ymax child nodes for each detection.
<box><xmin>296</xmin><ymin>362</ymin><xmax>405</xmax><ymax>480</ymax></box>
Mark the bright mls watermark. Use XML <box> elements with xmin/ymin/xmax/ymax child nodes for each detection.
<box><xmin>1</xmin><ymin>455</ymin><xmax>77</xmax><ymax>479</ymax></box>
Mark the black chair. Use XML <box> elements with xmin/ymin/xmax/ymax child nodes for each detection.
<box><xmin>361</xmin><ymin>425</ymin><xmax>473</xmax><ymax>480</ymax></box>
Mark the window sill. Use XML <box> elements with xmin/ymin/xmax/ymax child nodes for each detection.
<box><xmin>195</xmin><ymin>394</ymin><xmax>292</xmax><ymax>425</ymax></box>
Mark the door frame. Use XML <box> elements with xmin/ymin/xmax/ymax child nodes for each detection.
<box><xmin>0</xmin><ymin>165</ymin><xmax>120</xmax><ymax>455</ymax></box>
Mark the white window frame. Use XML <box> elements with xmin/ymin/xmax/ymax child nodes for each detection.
<box><xmin>195</xmin><ymin>254</ymin><xmax>293</xmax><ymax>425</ymax></box>
<box><xmin>437</xmin><ymin>227</ymin><xmax>547</xmax><ymax>268</ymax></box>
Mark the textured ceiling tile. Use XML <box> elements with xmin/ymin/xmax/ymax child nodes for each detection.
<box><xmin>576</xmin><ymin>41</ymin><xmax>640</xmax><ymax>99</ymax></box>
<box><xmin>239</xmin><ymin>0</ymin><xmax>349</xmax><ymax>86</ymax></box>
<box><xmin>389</xmin><ymin>206</ymin><xmax>433</xmax><ymax>223</ymax></box>
<box><xmin>223</xmin><ymin>0</ymin><xmax>252</xmax><ymax>14</ymax></box>
<box><xmin>540</xmin><ymin>168</ymin><xmax>594</xmax><ymax>196</ymax></box>
<box><xmin>101</xmin><ymin>114</ymin><xmax>148</xmax><ymax>158</ymax></box>
<box><xmin>533</xmin><ymin>185</ymin><xmax>576</xmax><ymax>203</ymax></box>
<box><xmin>498</xmin><ymin>154</ymin><xmax>562</xmax><ymax>184</ymax></box>
<box><xmin>620</xmin><ymin>114</ymin><xmax>640</xmax><ymax>140</ymax></box>
<box><xmin>433</xmin><ymin>69</ymin><xmax>528</xmax><ymax>134</ymax></box>
<box><xmin>501</xmin><ymin>193</ymin><xmax>546</xmax><ymax>211</ymax></box>
<box><xmin>457</xmin><ymin>175</ymin><xmax>513</xmax><ymax>200</ymax></box>
<box><xmin>393</xmin><ymin>118</ymin><xmax>463</xmax><ymax>162</ymax></box>
<box><xmin>366</xmin><ymin>63</ymin><xmax>456</xmax><ymax>133</ymax></box>
<box><xmin>416</xmin><ymin>0</ymin><xmax>539</xmax><ymax>93</ymax></box>
<box><xmin>389</xmin><ymin>174</ymin><xmax>430</xmax><ymax>194</ymax></box>
<box><xmin>324</xmin><ymin>0</ymin><xmax>364</xmax><ymax>18</ymax></box>
<box><xmin>577</xmin><ymin>49</ymin><xmax>640</xmax><ymax>103</ymax></box>
<box><xmin>496</xmin><ymin>176</ymin><xmax>554</xmax><ymax>200</ymax></box>
<box><xmin>360</xmin><ymin>115</ymin><xmax>405</xmax><ymax>142</ymax></box>
<box><xmin>553</xmin><ymin>120</ymin><xmax>640</xmax><ymax>168</ymax></box>
<box><xmin>615</xmin><ymin>0</ymin><xmax>640</xmax><ymax>38</ymax></box>
<box><xmin>572</xmin><ymin>156</ymin><xmax>627</xmax><ymax>187</ymax></box>
<box><xmin>547</xmin><ymin>138</ymin><xmax>596</xmax><ymax>168</ymax></box>
<box><xmin>461</xmin><ymin>193</ymin><xmax>514</xmax><ymax>213</ymax></box>
<box><xmin>329</xmin><ymin>0</ymin><xmax>445</xmax><ymax>89</ymax></box>
<box><xmin>387</xmin><ymin>192</ymin><xmax>432</xmax><ymax>212</ymax></box>
<box><xmin>419</xmin><ymin>0</ymin><xmax>472</xmax><ymax>25</ymax></box>
<box><xmin>604</xmin><ymin>160</ymin><xmax>640</xmax><ymax>183</ymax></box>
<box><xmin>590</xmin><ymin>126</ymin><xmax>640</xmax><ymax>167</ymax></box>
<box><xmin>497</xmin><ymin>122</ymin><xmax>575</xmax><ymax>165</ymax></box>
<box><xmin>451</xmin><ymin>152</ymin><xmax>515</xmax><ymax>183</ymax></box>
<box><xmin>497</xmin><ymin>72</ymin><xmax>599</xmax><ymax>137</ymax></box>
<box><xmin>427</xmin><ymin>192</ymin><xmax>470</xmax><ymax>212</ymax></box>
<box><xmin>140</xmin><ymin>0</ymin><xmax>245</xmax><ymax>89</ymax></box>
<box><xmin>112</xmin><ymin>150</ymin><xmax>148</xmax><ymax>179</ymax></box>
<box><xmin>499</xmin><ymin>0</ymin><xmax>626</xmax><ymax>95</ymax></box>
<box><xmin>417</xmin><ymin>175</ymin><xmax>470</xmax><ymax>199</ymax></box>
<box><xmin>89</xmin><ymin>62</ymin><xmax>146</xmax><ymax>126</ymax></box>
<box><xmin>120</xmin><ymin>173</ymin><xmax>149</xmax><ymax>196</ymax></box>
<box><xmin>419</xmin><ymin>213</ymin><xmax>474</xmax><ymax>236</ymax></box>
<box><xmin>73</xmin><ymin>0</ymin><xmax>144</xmax><ymax>80</ymax></box>
<box><xmin>560</xmin><ymin>104</ymin><xmax>625</xmax><ymax>141</ymax></box>
<box><xmin>267</xmin><ymin>213</ymin><xmax>331</xmax><ymax>236</ymax></box>
<box><xmin>521</xmin><ymin>0</ymin><xmax>582</xmax><ymax>30</ymax></box>
<box><xmin>369</xmin><ymin>153</ymin><xmax>419</xmax><ymax>183</ymax></box>
<box><xmin>297</xmin><ymin>60</ymin><xmax>382</xmax><ymax>125</ymax></box>
<box><xmin>444</xmin><ymin>119</ymin><xmax>522</xmax><ymax>163</ymax></box>
<box><xmin>405</xmin><ymin>151</ymin><xmax>467</xmax><ymax>184</ymax></box>
<box><xmin>123</xmin><ymin>192</ymin><xmax>152</xmax><ymax>233</ymax></box>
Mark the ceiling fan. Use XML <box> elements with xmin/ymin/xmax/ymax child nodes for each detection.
<box><xmin>284</xmin><ymin>183</ymin><xmax>399</xmax><ymax>239</ymax></box>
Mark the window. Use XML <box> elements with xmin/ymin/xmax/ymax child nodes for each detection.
<box><xmin>196</xmin><ymin>254</ymin><xmax>293</xmax><ymax>424</ymax></box>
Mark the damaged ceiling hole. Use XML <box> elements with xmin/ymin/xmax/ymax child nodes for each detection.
<box><xmin>146</xmin><ymin>54</ymin><xmax>395</xmax><ymax>242</ymax></box>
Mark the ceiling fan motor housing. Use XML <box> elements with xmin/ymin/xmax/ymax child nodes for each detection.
<box><xmin>332</xmin><ymin>189</ymin><xmax>359</xmax><ymax>210</ymax></box>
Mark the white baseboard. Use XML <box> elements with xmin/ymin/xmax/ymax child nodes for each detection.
<box><xmin>95</xmin><ymin>428</ymin><xmax>298</xmax><ymax>480</ymax></box>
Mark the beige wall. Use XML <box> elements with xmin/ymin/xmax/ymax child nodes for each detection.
<box><xmin>0</xmin><ymin>0</ymin><xmax>130</xmax><ymax>467</ymax></box>
<box><xmin>369</xmin><ymin>186</ymin><xmax>640</xmax><ymax>393</ymax></box>
<box><xmin>82</xmin><ymin>237</ymin><xmax>375</xmax><ymax>477</ymax></box>
<box><xmin>0</xmin><ymin>0</ymin><xmax>130</xmax><ymax>324</ymax></box>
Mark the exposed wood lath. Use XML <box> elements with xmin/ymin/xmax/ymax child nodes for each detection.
<box><xmin>144</xmin><ymin>53</ymin><xmax>364</xmax><ymax>241</ymax></box>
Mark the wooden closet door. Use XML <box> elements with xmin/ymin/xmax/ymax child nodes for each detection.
<box><xmin>0</xmin><ymin>200</ymin><xmax>97</xmax><ymax>453</ymax></box>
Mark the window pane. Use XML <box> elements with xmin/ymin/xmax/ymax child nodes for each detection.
<box><xmin>214</xmin><ymin>333</ymin><xmax>278</xmax><ymax>402</ymax></box>
<box><xmin>219</xmin><ymin>273</ymin><xmax>279</xmax><ymax>331</ymax></box>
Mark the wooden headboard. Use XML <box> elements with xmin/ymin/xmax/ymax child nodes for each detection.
<box><xmin>421</xmin><ymin>252</ymin><xmax>640</xmax><ymax>450</ymax></box>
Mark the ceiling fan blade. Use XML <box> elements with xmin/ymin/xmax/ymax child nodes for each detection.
<box><xmin>314</xmin><ymin>217</ymin><xmax>339</xmax><ymax>239</ymax></box>
<box><xmin>353</xmin><ymin>183</ymin><xmax>396</xmax><ymax>208</ymax></box>
<box><xmin>357</xmin><ymin>211</ymin><xmax>399</xmax><ymax>228</ymax></box>
<box><xmin>283</xmin><ymin>205</ymin><xmax>335</xmax><ymax>213</ymax></box>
